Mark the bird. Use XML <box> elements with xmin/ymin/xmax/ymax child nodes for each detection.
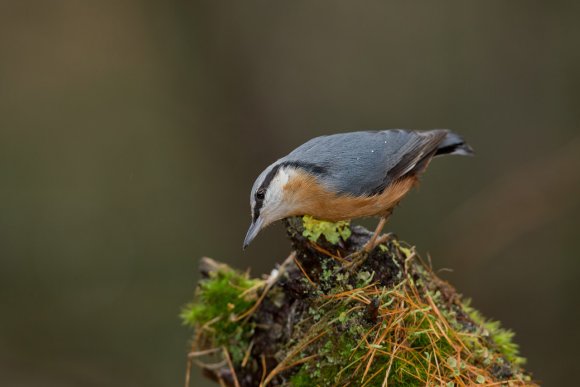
<box><xmin>243</xmin><ymin>129</ymin><xmax>473</xmax><ymax>250</ymax></box>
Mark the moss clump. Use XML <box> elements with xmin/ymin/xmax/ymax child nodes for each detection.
<box><xmin>464</xmin><ymin>300</ymin><xmax>527</xmax><ymax>366</ymax></box>
<box><xmin>284</xmin><ymin>240</ymin><xmax>531</xmax><ymax>386</ymax></box>
<box><xmin>301</xmin><ymin>215</ymin><xmax>351</xmax><ymax>244</ymax></box>
<box><xmin>183</xmin><ymin>218</ymin><xmax>534</xmax><ymax>386</ymax></box>
<box><xmin>181</xmin><ymin>262</ymin><xmax>262</xmax><ymax>363</ymax></box>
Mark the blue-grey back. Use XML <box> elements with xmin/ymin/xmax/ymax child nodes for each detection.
<box><xmin>280</xmin><ymin>130</ymin><xmax>445</xmax><ymax>196</ymax></box>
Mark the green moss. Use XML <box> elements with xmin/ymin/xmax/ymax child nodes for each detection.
<box><xmin>463</xmin><ymin>300</ymin><xmax>526</xmax><ymax>365</ymax></box>
<box><xmin>184</xmin><ymin>234</ymin><xmax>531</xmax><ymax>385</ymax></box>
<box><xmin>290</xmin><ymin>370</ymin><xmax>315</xmax><ymax>386</ymax></box>
<box><xmin>180</xmin><ymin>265</ymin><xmax>262</xmax><ymax>363</ymax></box>
<box><xmin>288</xmin><ymin>286</ymin><xmax>468</xmax><ymax>385</ymax></box>
<box><xmin>281</xmin><ymin>243</ymin><xmax>530</xmax><ymax>386</ymax></box>
<box><xmin>301</xmin><ymin>215</ymin><xmax>351</xmax><ymax>244</ymax></box>
<box><xmin>292</xmin><ymin>313</ymin><xmax>459</xmax><ymax>386</ymax></box>
<box><xmin>290</xmin><ymin>324</ymin><xmax>363</xmax><ymax>387</ymax></box>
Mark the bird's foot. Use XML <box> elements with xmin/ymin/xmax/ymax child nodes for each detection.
<box><xmin>362</xmin><ymin>232</ymin><xmax>393</xmax><ymax>253</ymax></box>
<box><xmin>344</xmin><ymin>233</ymin><xmax>393</xmax><ymax>271</ymax></box>
<box><xmin>344</xmin><ymin>250</ymin><xmax>368</xmax><ymax>271</ymax></box>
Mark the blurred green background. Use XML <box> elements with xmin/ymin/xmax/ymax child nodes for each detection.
<box><xmin>1</xmin><ymin>1</ymin><xmax>579</xmax><ymax>386</ymax></box>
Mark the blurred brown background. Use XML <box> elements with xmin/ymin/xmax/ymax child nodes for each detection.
<box><xmin>1</xmin><ymin>1</ymin><xmax>579</xmax><ymax>386</ymax></box>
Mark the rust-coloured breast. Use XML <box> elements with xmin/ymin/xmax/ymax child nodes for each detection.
<box><xmin>283</xmin><ymin>170</ymin><xmax>418</xmax><ymax>221</ymax></box>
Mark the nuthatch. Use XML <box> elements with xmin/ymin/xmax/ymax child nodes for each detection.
<box><xmin>243</xmin><ymin>129</ymin><xmax>473</xmax><ymax>250</ymax></box>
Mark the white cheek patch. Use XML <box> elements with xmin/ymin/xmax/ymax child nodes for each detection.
<box><xmin>277</xmin><ymin>168</ymin><xmax>290</xmax><ymax>186</ymax></box>
<box><xmin>266</xmin><ymin>169</ymin><xmax>289</xmax><ymax>202</ymax></box>
<box><xmin>262</xmin><ymin>168</ymin><xmax>294</xmax><ymax>219</ymax></box>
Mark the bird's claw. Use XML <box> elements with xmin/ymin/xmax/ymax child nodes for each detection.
<box><xmin>345</xmin><ymin>233</ymin><xmax>393</xmax><ymax>271</ymax></box>
<box><xmin>363</xmin><ymin>232</ymin><xmax>393</xmax><ymax>253</ymax></box>
<box><xmin>344</xmin><ymin>250</ymin><xmax>368</xmax><ymax>271</ymax></box>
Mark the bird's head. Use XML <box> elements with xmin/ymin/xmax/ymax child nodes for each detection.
<box><xmin>243</xmin><ymin>164</ymin><xmax>297</xmax><ymax>249</ymax></box>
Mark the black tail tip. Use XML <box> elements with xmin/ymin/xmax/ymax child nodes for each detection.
<box><xmin>452</xmin><ymin>142</ymin><xmax>475</xmax><ymax>156</ymax></box>
<box><xmin>436</xmin><ymin>131</ymin><xmax>475</xmax><ymax>156</ymax></box>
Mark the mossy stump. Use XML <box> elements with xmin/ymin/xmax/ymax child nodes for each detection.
<box><xmin>182</xmin><ymin>218</ymin><xmax>534</xmax><ymax>386</ymax></box>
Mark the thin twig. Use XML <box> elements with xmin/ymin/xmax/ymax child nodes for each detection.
<box><xmin>241</xmin><ymin>340</ymin><xmax>254</xmax><ymax>368</ymax></box>
<box><xmin>260</xmin><ymin>355</ymin><xmax>267</xmax><ymax>387</ymax></box>
<box><xmin>262</xmin><ymin>329</ymin><xmax>328</xmax><ymax>386</ymax></box>
<box><xmin>185</xmin><ymin>346</ymin><xmax>193</xmax><ymax>387</ymax></box>
<box><xmin>309</xmin><ymin>242</ymin><xmax>350</xmax><ymax>264</ymax></box>
<box><xmin>222</xmin><ymin>347</ymin><xmax>240</xmax><ymax>387</ymax></box>
<box><xmin>187</xmin><ymin>347</ymin><xmax>221</xmax><ymax>358</ymax></box>
<box><xmin>293</xmin><ymin>254</ymin><xmax>316</xmax><ymax>287</ymax></box>
<box><xmin>234</xmin><ymin>252</ymin><xmax>296</xmax><ymax>322</ymax></box>
<box><xmin>381</xmin><ymin>331</ymin><xmax>400</xmax><ymax>387</ymax></box>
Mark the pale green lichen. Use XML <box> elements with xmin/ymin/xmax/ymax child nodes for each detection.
<box><xmin>301</xmin><ymin>215</ymin><xmax>351</xmax><ymax>244</ymax></box>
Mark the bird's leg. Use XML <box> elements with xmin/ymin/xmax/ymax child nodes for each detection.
<box><xmin>345</xmin><ymin>217</ymin><xmax>391</xmax><ymax>271</ymax></box>
<box><xmin>363</xmin><ymin>217</ymin><xmax>388</xmax><ymax>253</ymax></box>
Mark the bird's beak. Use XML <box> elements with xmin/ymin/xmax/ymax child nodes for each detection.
<box><xmin>243</xmin><ymin>217</ymin><xmax>264</xmax><ymax>250</ymax></box>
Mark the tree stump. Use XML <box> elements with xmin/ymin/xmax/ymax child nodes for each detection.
<box><xmin>182</xmin><ymin>217</ymin><xmax>534</xmax><ymax>386</ymax></box>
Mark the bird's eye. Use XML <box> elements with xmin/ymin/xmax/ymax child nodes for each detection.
<box><xmin>256</xmin><ymin>189</ymin><xmax>266</xmax><ymax>200</ymax></box>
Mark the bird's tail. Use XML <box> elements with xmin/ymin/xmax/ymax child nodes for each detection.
<box><xmin>435</xmin><ymin>131</ymin><xmax>474</xmax><ymax>156</ymax></box>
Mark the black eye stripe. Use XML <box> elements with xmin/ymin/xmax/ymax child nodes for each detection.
<box><xmin>252</xmin><ymin>164</ymin><xmax>282</xmax><ymax>222</ymax></box>
<box><xmin>253</xmin><ymin>190</ymin><xmax>266</xmax><ymax>221</ymax></box>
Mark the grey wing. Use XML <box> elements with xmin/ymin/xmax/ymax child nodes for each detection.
<box><xmin>282</xmin><ymin>129</ymin><xmax>448</xmax><ymax>196</ymax></box>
